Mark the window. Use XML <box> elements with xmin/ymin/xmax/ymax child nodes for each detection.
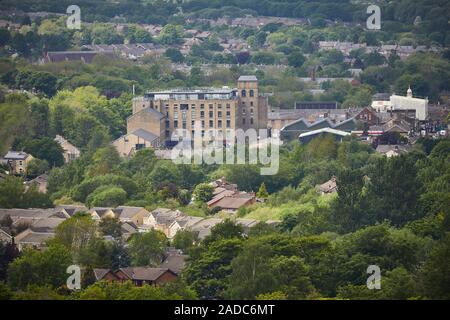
<box><xmin>182</xmin><ymin>121</ymin><xmax>187</xmax><ymax>129</ymax></box>
<box><xmin>226</xmin><ymin>104</ymin><xmax>230</xmax><ymax>109</ymax></box>
<box><xmin>250</xmin><ymin>118</ymin><xmax>254</xmax><ymax>124</ymax></box>
<box><xmin>218</xmin><ymin>104</ymin><xmax>222</xmax><ymax>109</ymax></box>
<box><xmin>165</xmin><ymin>120</ymin><xmax>170</xmax><ymax>128</ymax></box>
<box><xmin>174</xmin><ymin>120</ymin><xmax>178</xmax><ymax>128</ymax></box>
<box><xmin>250</xmin><ymin>108</ymin><xmax>254</xmax><ymax>115</ymax></box>
<box><xmin>249</xmin><ymin>89</ymin><xmax>254</xmax><ymax>97</ymax></box>
<box><xmin>201</xmin><ymin>121</ymin><xmax>205</xmax><ymax>128</ymax></box>
<box><xmin>200</xmin><ymin>111</ymin><xmax>205</xmax><ymax>118</ymax></box>
<box><xmin>174</xmin><ymin>111</ymin><xmax>178</xmax><ymax>120</ymax></box>
<box><xmin>192</xmin><ymin>120</ymin><xmax>195</xmax><ymax>126</ymax></box>
<box><xmin>226</xmin><ymin>111</ymin><xmax>231</xmax><ymax>118</ymax></box>
<box><xmin>200</xmin><ymin>104</ymin><xmax>205</xmax><ymax>109</ymax></box>
<box><xmin>243</xmin><ymin>109</ymin><xmax>246</xmax><ymax>115</ymax></box>
<box><xmin>209</xmin><ymin>111</ymin><xmax>213</xmax><ymax>118</ymax></box>
<box><xmin>226</xmin><ymin>120</ymin><xmax>231</xmax><ymax>128</ymax></box>
<box><xmin>241</xmin><ymin>89</ymin><xmax>246</xmax><ymax>97</ymax></box>
<box><xmin>218</xmin><ymin>120</ymin><xmax>222</xmax><ymax>128</ymax></box>
<box><xmin>250</xmin><ymin>101</ymin><xmax>254</xmax><ymax>106</ymax></box>
<box><xmin>209</xmin><ymin>104</ymin><xmax>213</xmax><ymax>109</ymax></box>
<box><xmin>218</xmin><ymin>111</ymin><xmax>222</xmax><ymax>117</ymax></box>
<box><xmin>209</xmin><ymin>120</ymin><xmax>213</xmax><ymax>127</ymax></box>
<box><xmin>243</xmin><ymin>118</ymin><xmax>246</xmax><ymax>124</ymax></box>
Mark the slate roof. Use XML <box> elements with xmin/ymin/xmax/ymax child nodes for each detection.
<box><xmin>90</xmin><ymin>207</ymin><xmax>115</xmax><ymax>218</ymax></box>
<box><xmin>159</xmin><ymin>253</ymin><xmax>187</xmax><ymax>275</ymax></box>
<box><xmin>375</xmin><ymin>145</ymin><xmax>411</xmax><ymax>154</ymax></box>
<box><xmin>55</xmin><ymin>205</ymin><xmax>88</xmax><ymax>217</ymax></box>
<box><xmin>211</xmin><ymin>196</ymin><xmax>253</xmax><ymax>210</ymax></box>
<box><xmin>30</xmin><ymin>218</ymin><xmax>65</xmax><ymax>232</ymax></box>
<box><xmin>119</xmin><ymin>267</ymin><xmax>173</xmax><ymax>281</ymax></box>
<box><xmin>318</xmin><ymin>177</ymin><xmax>337</xmax><ymax>193</ymax></box>
<box><xmin>299</xmin><ymin>127</ymin><xmax>351</xmax><ymax>139</ymax></box>
<box><xmin>238</xmin><ymin>75</ymin><xmax>258</xmax><ymax>82</ymax></box>
<box><xmin>132</xmin><ymin>107</ymin><xmax>165</xmax><ymax>120</ymax></box>
<box><xmin>0</xmin><ymin>208</ymin><xmax>55</xmax><ymax>221</ymax></box>
<box><xmin>93</xmin><ymin>268</ymin><xmax>112</xmax><ymax>281</ymax></box>
<box><xmin>131</xmin><ymin>129</ymin><xmax>159</xmax><ymax>142</ymax></box>
<box><xmin>45</xmin><ymin>51</ymin><xmax>115</xmax><ymax>63</ymax></box>
<box><xmin>3</xmin><ymin>151</ymin><xmax>30</xmax><ymax>160</ymax></box>
<box><xmin>189</xmin><ymin>218</ymin><xmax>223</xmax><ymax>240</ymax></box>
<box><xmin>16</xmin><ymin>231</ymin><xmax>55</xmax><ymax>245</ymax></box>
<box><xmin>152</xmin><ymin>209</ymin><xmax>185</xmax><ymax>227</ymax></box>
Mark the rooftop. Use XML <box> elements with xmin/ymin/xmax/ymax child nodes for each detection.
<box><xmin>3</xmin><ymin>151</ymin><xmax>30</xmax><ymax>160</ymax></box>
<box><xmin>238</xmin><ymin>75</ymin><xmax>258</xmax><ymax>82</ymax></box>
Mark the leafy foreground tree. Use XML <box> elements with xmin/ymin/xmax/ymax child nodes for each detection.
<box><xmin>418</xmin><ymin>233</ymin><xmax>450</xmax><ymax>299</ymax></box>
<box><xmin>77</xmin><ymin>280</ymin><xmax>197</xmax><ymax>300</ymax></box>
<box><xmin>0</xmin><ymin>176</ymin><xmax>52</xmax><ymax>209</ymax></box>
<box><xmin>7</xmin><ymin>244</ymin><xmax>72</xmax><ymax>290</ymax></box>
<box><xmin>128</xmin><ymin>230</ymin><xmax>167</xmax><ymax>266</ymax></box>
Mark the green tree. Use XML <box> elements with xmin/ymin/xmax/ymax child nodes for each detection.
<box><xmin>23</xmin><ymin>137</ymin><xmax>64</xmax><ymax>167</ymax></box>
<box><xmin>287</xmin><ymin>51</ymin><xmax>306</xmax><ymax>68</ymax></box>
<box><xmin>419</xmin><ymin>233</ymin><xmax>450</xmax><ymax>299</ymax></box>
<box><xmin>128</xmin><ymin>230</ymin><xmax>167</xmax><ymax>266</ymax></box>
<box><xmin>27</xmin><ymin>158</ymin><xmax>49</xmax><ymax>176</ymax></box>
<box><xmin>53</xmin><ymin>214</ymin><xmax>98</xmax><ymax>262</ymax></box>
<box><xmin>193</xmin><ymin>183</ymin><xmax>214</xmax><ymax>203</ymax></box>
<box><xmin>165</xmin><ymin>48</ymin><xmax>184</xmax><ymax>63</ymax></box>
<box><xmin>256</xmin><ymin>182</ymin><xmax>269</xmax><ymax>199</ymax></box>
<box><xmin>85</xmin><ymin>185</ymin><xmax>127</xmax><ymax>207</ymax></box>
<box><xmin>7</xmin><ymin>244</ymin><xmax>72</xmax><ymax>290</ymax></box>
<box><xmin>172</xmin><ymin>230</ymin><xmax>198</xmax><ymax>252</ymax></box>
<box><xmin>184</xmin><ymin>238</ymin><xmax>243</xmax><ymax>299</ymax></box>
<box><xmin>99</xmin><ymin>217</ymin><xmax>122</xmax><ymax>239</ymax></box>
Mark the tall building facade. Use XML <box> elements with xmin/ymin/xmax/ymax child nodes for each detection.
<box><xmin>114</xmin><ymin>76</ymin><xmax>268</xmax><ymax>156</ymax></box>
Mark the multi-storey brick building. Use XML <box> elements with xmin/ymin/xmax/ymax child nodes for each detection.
<box><xmin>114</xmin><ymin>76</ymin><xmax>268</xmax><ymax>156</ymax></box>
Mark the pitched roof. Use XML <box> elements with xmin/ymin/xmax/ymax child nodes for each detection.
<box><xmin>30</xmin><ymin>218</ymin><xmax>65</xmax><ymax>232</ymax></box>
<box><xmin>299</xmin><ymin>127</ymin><xmax>351</xmax><ymax>138</ymax></box>
<box><xmin>238</xmin><ymin>75</ymin><xmax>258</xmax><ymax>82</ymax></box>
<box><xmin>159</xmin><ymin>253</ymin><xmax>187</xmax><ymax>275</ymax></box>
<box><xmin>93</xmin><ymin>268</ymin><xmax>114</xmax><ymax>281</ymax></box>
<box><xmin>0</xmin><ymin>208</ymin><xmax>55</xmax><ymax>221</ymax></box>
<box><xmin>151</xmin><ymin>209</ymin><xmax>186</xmax><ymax>227</ymax></box>
<box><xmin>375</xmin><ymin>144</ymin><xmax>411</xmax><ymax>154</ymax></box>
<box><xmin>172</xmin><ymin>216</ymin><xmax>203</xmax><ymax>229</ymax></box>
<box><xmin>15</xmin><ymin>230</ymin><xmax>55</xmax><ymax>245</ymax></box>
<box><xmin>90</xmin><ymin>207</ymin><xmax>115</xmax><ymax>218</ymax></box>
<box><xmin>46</xmin><ymin>51</ymin><xmax>115</xmax><ymax>63</ymax></box>
<box><xmin>55</xmin><ymin>205</ymin><xmax>88</xmax><ymax>217</ymax></box>
<box><xmin>211</xmin><ymin>196</ymin><xmax>253</xmax><ymax>210</ymax></box>
<box><xmin>131</xmin><ymin>129</ymin><xmax>159</xmax><ymax>142</ymax></box>
<box><xmin>131</xmin><ymin>107</ymin><xmax>165</xmax><ymax>120</ymax></box>
<box><xmin>3</xmin><ymin>151</ymin><xmax>30</xmax><ymax>160</ymax></box>
<box><xmin>121</xmin><ymin>221</ymin><xmax>138</xmax><ymax>234</ymax></box>
<box><xmin>119</xmin><ymin>267</ymin><xmax>173</xmax><ymax>281</ymax></box>
<box><xmin>318</xmin><ymin>177</ymin><xmax>337</xmax><ymax>193</ymax></box>
<box><xmin>189</xmin><ymin>218</ymin><xmax>223</xmax><ymax>240</ymax></box>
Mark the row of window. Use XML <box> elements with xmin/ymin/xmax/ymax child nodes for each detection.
<box><xmin>241</xmin><ymin>89</ymin><xmax>255</xmax><ymax>97</ymax></box>
<box><xmin>167</xmin><ymin>103</ymin><xmax>232</xmax><ymax>110</ymax></box>
<box><xmin>168</xmin><ymin>119</ymin><xmax>233</xmax><ymax>129</ymax></box>
<box><xmin>172</xmin><ymin>110</ymin><xmax>234</xmax><ymax>120</ymax></box>
<box><xmin>166</xmin><ymin>117</ymin><xmax>255</xmax><ymax>129</ymax></box>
